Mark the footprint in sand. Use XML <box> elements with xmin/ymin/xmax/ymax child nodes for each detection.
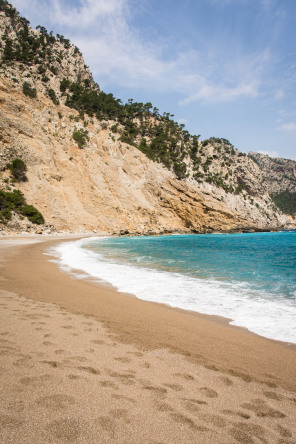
<box><xmin>37</xmin><ymin>394</ymin><xmax>75</xmax><ymax>409</ymax></box>
<box><xmin>230</xmin><ymin>421</ymin><xmax>268</xmax><ymax>444</ymax></box>
<box><xmin>114</xmin><ymin>357</ymin><xmax>131</xmax><ymax>364</ymax></box>
<box><xmin>155</xmin><ymin>401</ymin><xmax>175</xmax><ymax>412</ymax></box>
<box><xmin>204</xmin><ymin>364</ymin><xmax>219</xmax><ymax>372</ymax></box>
<box><xmin>64</xmin><ymin>356</ymin><xmax>87</xmax><ymax>363</ymax></box>
<box><xmin>0</xmin><ymin>414</ymin><xmax>23</xmax><ymax>429</ymax></box>
<box><xmin>182</xmin><ymin>398</ymin><xmax>207</xmax><ymax>413</ymax></box>
<box><xmin>111</xmin><ymin>394</ymin><xmax>135</xmax><ymax>403</ymax></box>
<box><xmin>0</xmin><ymin>345</ymin><xmax>19</xmax><ymax>357</ymax></box>
<box><xmin>163</xmin><ymin>383</ymin><xmax>183</xmax><ymax>391</ymax></box>
<box><xmin>140</xmin><ymin>362</ymin><xmax>151</xmax><ymax>369</ymax></box>
<box><xmin>199</xmin><ymin>387</ymin><xmax>218</xmax><ymax>398</ymax></box>
<box><xmin>95</xmin><ymin>416</ymin><xmax>116</xmax><ymax>438</ymax></box>
<box><xmin>240</xmin><ymin>399</ymin><xmax>286</xmax><ymax>418</ymax></box>
<box><xmin>76</xmin><ymin>366</ymin><xmax>101</xmax><ymax>375</ymax></box>
<box><xmin>91</xmin><ymin>339</ymin><xmax>105</xmax><ymax>345</ymax></box>
<box><xmin>228</xmin><ymin>368</ymin><xmax>252</xmax><ymax>383</ymax></box>
<box><xmin>110</xmin><ymin>408</ymin><xmax>131</xmax><ymax>424</ymax></box>
<box><xmin>43</xmin><ymin>341</ymin><xmax>54</xmax><ymax>346</ymax></box>
<box><xmin>277</xmin><ymin>424</ymin><xmax>292</xmax><ymax>438</ymax></box>
<box><xmin>106</xmin><ymin>369</ymin><xmax>136</xmax><ymax>386</ymax></box>
<box><xmin>19</xmin><ymin>374</ymin><xmax>53</xmax><ymax>386</ymax></box>
<box><xmin>170</xmin><ymin>413</ymin><xmax>209</xmax><ymax>432</ymax></box>
<box><xmin>142</xmin><ymin>384</ymin><xmax>167</xmax><ymax>395</ymax></box>
<box><xmin>47</xmin><ymin>418</ymin><xmax>82</xmax><ymax>442</ymax></box>
<box><xmin>220</xmin><ymin>376</ymin><xmax>234</xmax><ymax>386</ymax></box>
<box><xmin>13</xmin><ymin>355</ymin><xmax>33</xmax><ymax>368</ymax></box>
<box><xmin>221</xmin><ymin>409</ymin><xmax>250</xmax><ymax>420</ymax></box>
<box><xmin>173</xmin><ymin>372</ymin><xmax>195</xmax><ymax>381</ymax></box>
<box><xmin>199</xmin><ymin>413</ymin><xmax>227</xmax><ymax>428</ymax></box>
<box><xmin>67</xmin><ymin>374</ymin><xmax>82</xmax><ymax>380</ymax></box>
<box><xmin>55</xmin><ymin>349</ymin><xmax>65</xmax><ymax>355</ymax></box>
<box><xmin>99</xmin><ymin>380</ymin><xmax>119</xmax><ymax>389</ymax></box>
<box><xmin>41</xmin><ymin>360</ymin><xmax>61</xmax><ymax>369</ymax></box>
<box><xmin>263</xmin><ymin>391</ymin><xmax>283</xmax><ymax>401</ymax></box>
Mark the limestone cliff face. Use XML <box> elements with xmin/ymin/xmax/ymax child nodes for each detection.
<box><xmin>0</xmin><ymin>77</ymin><xmax>249</xmax><ymax>234</ymax></box>
<box><xmin>0</xmin><ymin>2</ymin><xmax>292</xmax><ymax>234</ymax></box>
<box><xmin>0</xmin><ymin>77</ymin><xmax>289</xmax><ymax>234</ymax></box>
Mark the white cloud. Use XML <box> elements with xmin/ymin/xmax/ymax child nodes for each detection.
<box><xmin>180</xmin><ymin>82</ymin><xmax>259</xmax><ymax>105</ymax></box>
<box><xmin>276</xmin><ymin>122</ymin><xmax>296</xmax><ymax>131</ymax></box>
<box><xmin>51</xmin><ymin>0</ymin><xmax>125</xmax><ymax>29</ymax></box>
<box><xmin>11</xmin><ymin>0</ymin><xmax>274</xmax><ymax>106</ymax></box>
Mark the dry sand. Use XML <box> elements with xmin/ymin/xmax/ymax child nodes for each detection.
<box><xmin>0</xmin><ymin>236</ymin><xmax>295</xmax><ymax>443</ymax></box>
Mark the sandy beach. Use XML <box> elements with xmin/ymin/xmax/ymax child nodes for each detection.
<box><xmin>0</xmin><ymin>236</ymin><xmax>295</xmax><ymax>443</ymax></box>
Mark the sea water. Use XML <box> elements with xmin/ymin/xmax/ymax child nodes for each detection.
<box><xmin>49</xmin><ymin>232</ymin><xmax>296</xmax><ymax>344</ymax></box>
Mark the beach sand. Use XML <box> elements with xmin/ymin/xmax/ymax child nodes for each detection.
<box><xmin>0</xmin><ymin>236</ymin><xmax>295</xmax><ymax>443</ymax></box>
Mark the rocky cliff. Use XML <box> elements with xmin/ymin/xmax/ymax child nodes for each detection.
<box><xmin>0</xmin><ymin>1</ymin><xmax>293</xmax><ymax>234</ymax></box>
<box><xmin>249</xmin><ymin>152</ymin><xmax>296</xmax><ymax>194</ymax></box>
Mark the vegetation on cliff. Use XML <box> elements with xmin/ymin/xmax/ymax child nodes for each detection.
<box><xmin>0</xmin><ymin>189</ymin><xmax>44</xmax><ymax>224</ymax></box>
<box><xmin>7</xmin><ymin>158</ymin><xmax>27</xmax><ymax>181</ymax></box>
<box><xmin>271</xmin><ymin>192</ymin><xmax>296</xmax><ymax>217</ymax></box>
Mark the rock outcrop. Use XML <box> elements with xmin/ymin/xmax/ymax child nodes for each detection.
<box><xmin>249</xmin><ymin>152</ymin><xmax>296</xmax><ymax>194</ymax></box>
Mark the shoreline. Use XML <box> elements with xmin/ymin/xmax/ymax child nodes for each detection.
<box><xmin>49</xmin><ymin>233</ymin><xmax>296</xmax><ymax>349</ymax></box>
<box><xmin>1</xmin><ymin>235</ymin><xmax>296</xmax><ymax>391</ymax></box>
<box><xmin>1</xmin><ymin>235</ymin><xmax>296</xmax><ymax>443</ymax></box>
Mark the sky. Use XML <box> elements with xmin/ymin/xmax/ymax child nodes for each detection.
<box><xmin>11</xmin><ymin>0</ymin><xmax>296</xmax><ymax>160</ymax></box>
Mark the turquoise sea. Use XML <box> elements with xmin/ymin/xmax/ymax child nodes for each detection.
<box><xmin>51</xmin><ymin>232</ymin><xmax>296</xmax><ymax>344</ymax></box>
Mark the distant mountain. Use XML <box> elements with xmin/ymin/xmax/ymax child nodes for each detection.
<box><xmin>0</xmin><ymin>0</ymin><xmax>294</xmax><ymax>234</ymax></box>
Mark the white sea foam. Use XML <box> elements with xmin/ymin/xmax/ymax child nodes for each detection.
<box><xmin>48</xmin><ymin>238</ymin><xmax>296</xmax><ymax>344</ymax></box>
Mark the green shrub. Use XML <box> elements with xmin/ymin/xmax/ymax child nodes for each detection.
<box><xmin>0</xmin><ymin>189</ymin><xmax>44</xmax><ymax>225</ymax></box>
<box><xmin>7</xmin><ymin>158</ymin><xmax>27</xmax><ymax>181</ymax></box>
<box><xmin>49</xmin><ymin>65</ymin><xmax>57</xmax><ymax>75</ymax></box>
<box><xmin>235</xmin><ymin>183</ymin><xmax>246</xmax><ymax>194</ymax></box>
<box><xmin>22</xmin><ymin>81</ymin><xmax>36</xmax><ymax>98</ymax></box>
<box><xmin>60</xmin><ymin>78</ymin><xmax>70</xmax><ymax>92</ymax></box>
<box><xmin>37</xmin><ymin>64</ymin><xmax>46</xmax><ymax>74</ymax></box>
<box><xmin>41</xmin><ymin>75</ymin><xmax>49</xmax><ymax>82</ymax></box>
<box><xmin>48</xmin><ymin>88</ymin><xmax>59</xmax><ymax>105</ymax></box>
<box><xmin>21</xmin><ymin>204</ymin><xmax>44</xmax><ymax>224</ymax></box>
<box><xmin>72</xmin><ymin>128</ymin><xmax>89</xmax><ymax>148</ymax></box>
<box><xmin>110</xmin><ymin>123</ymin><xmax>119</xmax><ymax>133</ymax></box>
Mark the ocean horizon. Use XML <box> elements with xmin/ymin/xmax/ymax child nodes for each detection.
<box><xmin>49</xmin><ymin>232</ymin><xmax>296</xmax><ymax>344</ymax></box>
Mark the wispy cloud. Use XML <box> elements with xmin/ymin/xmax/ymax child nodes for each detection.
<box><xmin>11</xmin><ymin>0</ymin><xmax>282</xmax><ymax>106</ymax></box>
<box><xmin>180</xmin><ymin>82</ymin><xmax>259</xmax><ymax>105</ymax></box>
<box><xmin>276</xmin><ymin>122</ymin><xmax>296</xmax><ymax>131</ymax></box>
<box><xmin>51</xmin><ymin>0</ymin><xmax>125</xmax><ymax>29</ymax></box>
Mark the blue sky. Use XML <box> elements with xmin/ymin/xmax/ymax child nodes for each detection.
<box><xmin>12</xmin><ymin>0</ymin><xmax>296</xmax><ymax>160</ymax></box>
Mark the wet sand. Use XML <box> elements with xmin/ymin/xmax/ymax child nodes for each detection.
<box><xmin>0</xmin><ymin>236</ymin><xmax>295</xmax><ymax>443</ymax></box>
